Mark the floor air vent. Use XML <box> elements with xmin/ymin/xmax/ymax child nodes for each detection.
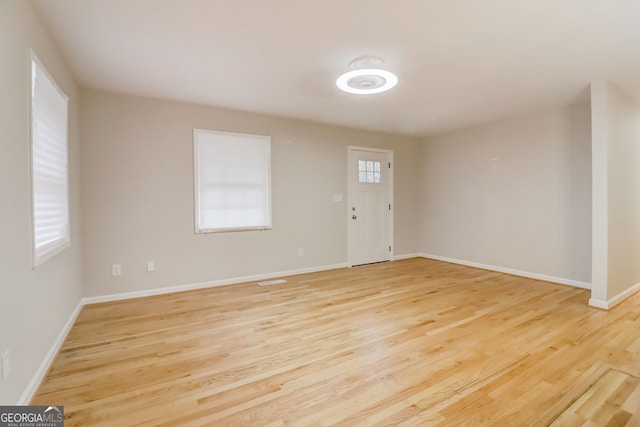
<box><xmin>258</xmin><ymin>279</ymin><xmax>287</xmax><ymax>287</ymax></box>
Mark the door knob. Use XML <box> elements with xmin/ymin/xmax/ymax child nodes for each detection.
<box><xmin>352</xmin><ymin>215</ymin><xmax>357</xmax><ymax>220</ymax></box>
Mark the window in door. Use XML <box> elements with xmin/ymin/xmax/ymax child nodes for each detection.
<box><xmin>358</xmin><ymin>160</ymin><xmax>381</xmax><ymax>184</ymax></box>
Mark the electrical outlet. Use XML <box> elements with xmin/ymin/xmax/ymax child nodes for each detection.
<box><xmin>112</xmin><ymin>264</ymin><xmax>121</xmax><ymax>277</ymax></box>
<box><xmin>2</xmin><ymin>351</ymin><xmax>10</xmax><ymax>381</ymax></box>
<box><xmin>147</xmin><ymin>261</ymin><xmax>155</xmax><ymax>272</ymax></box>
<box><xmin>297</xmin><ymin>248</ymin><xmax>304</xmax><ymax>257</ymax></box>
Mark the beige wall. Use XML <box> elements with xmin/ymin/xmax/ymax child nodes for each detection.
<box><xmin>591</xmin><ymin>81</ymin><xmax>640</xmax><ymax>304</ymax></box>
<box><xmin>0</xmin><ymin>1</ymin><xmax>83</xmax><ymax>404</ymax></box>
<box><xmin>419</xmin><ymin>103</ymin><xmax>592</xmax><ymax>283</ymax></box>
<box><xmin>80</xmin><ymin>89</ymin><xmax>421</xmax><ymax>297</ymax></box>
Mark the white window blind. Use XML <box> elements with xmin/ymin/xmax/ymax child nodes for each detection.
<box><xmin>30</xmin><ymin>53</ymin><xmax>70</xmax><ymax>266</ymax></box>
<box><xmin>194</xmin><ymin>129</ymin><xmax>271</xmax><ymax>233</ymax></box>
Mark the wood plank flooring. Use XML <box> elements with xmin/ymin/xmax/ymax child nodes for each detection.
<box><xmin>32</xmin><ymin>258</ymin><xmax>640</xmax><ymax>426</ymax></box>
<box><xmin>550</xmin><ymin>368</ymin><xmax>640</xmax><ymax>426</ymax></box>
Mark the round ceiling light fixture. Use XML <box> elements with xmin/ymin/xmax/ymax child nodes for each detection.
<box><xmin>336</xmin><ymin>56</ymin><xmax>398</xmax><ymax>95</ymax></box>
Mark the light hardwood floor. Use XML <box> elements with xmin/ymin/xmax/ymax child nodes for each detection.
<box><xmin>550</xmin><ymin>368</ymin><xmax>640</xmax><ymax>425</ymax></box>
<box><xmin>32</xmin><ymin>258</ymin><xmax>640</xmax><ymax>426</ymax></box>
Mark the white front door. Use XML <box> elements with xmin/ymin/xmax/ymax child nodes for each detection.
<box><xmin>348</xmin><ymin>147</ymin><xmax>393</xmax><ymax>266</ymax></box>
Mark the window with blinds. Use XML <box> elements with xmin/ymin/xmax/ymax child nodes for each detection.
<box><xmin>193</xmin><ymin>129</ymin><xmax>271</xmax><ymax>233</ymax></box>
<box><xmin>30</xmin><ymin>52</ymin><xmax>70</xmax><ymax>266</ymax></box>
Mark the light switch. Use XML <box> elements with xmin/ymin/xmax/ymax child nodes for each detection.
<box><xmin>112</xmin><ymin>264</ymin><xmax>121</xmax><ymax>276</ymax></box>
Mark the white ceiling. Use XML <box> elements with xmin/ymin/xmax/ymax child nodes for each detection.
<box><xmin>33</xmin><ymin>0</ymin><xmax>640</xmax><ymax>137</ymax></box>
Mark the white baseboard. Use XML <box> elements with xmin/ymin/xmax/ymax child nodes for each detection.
<box><xmin>608</xmin><ymin>281</ymin><xmax>640</xmax><ymax>308</ymax></box>
<box><xmin>419</xmin><ymin>253</ymin><xmax>592</xmax><ymax>290</ymax></box>
<box><xmin>589</xmin><ymin>281</ymin><xmax>640</xmax><ymax>310</ymax></box>
<box><xmin>17</xmin><ymin>299</ymin><xmax>84</xmax><ymax>405</ymax></box>
<box><xmin>393</xmin><ymin>253</ymin><xmax>421</xmax><ymax>261</ymax></box>
<box><xmin>83</xmin><ymin>262</ymin><xmax>350</xmax><ymax>305</ymax></box>
<box><xmin>588</xmin><ymin>298</ymin><xmax>609</xmax><ymax>309</ymax></box>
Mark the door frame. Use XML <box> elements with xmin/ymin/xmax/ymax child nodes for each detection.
<box><xmin>347</xmin><ymin>145</ymin><xmax>394</xmax><ymax>267</ymax></box>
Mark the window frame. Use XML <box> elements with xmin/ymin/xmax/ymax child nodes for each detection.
<box><xmin>193</xmin><ymin>128</ymin><xmax>272</xmax><ymax>233</ymax></box>
<box><xmin>29</xmin><ymin>51</ymin><xmax>71</xmax><ymax>267</ymax></box>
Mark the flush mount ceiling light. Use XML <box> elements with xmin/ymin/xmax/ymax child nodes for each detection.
<box><xmin>336</xmin><ymin>56</ymin><xmax>398</xmax><ymax>95</ymax></box>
